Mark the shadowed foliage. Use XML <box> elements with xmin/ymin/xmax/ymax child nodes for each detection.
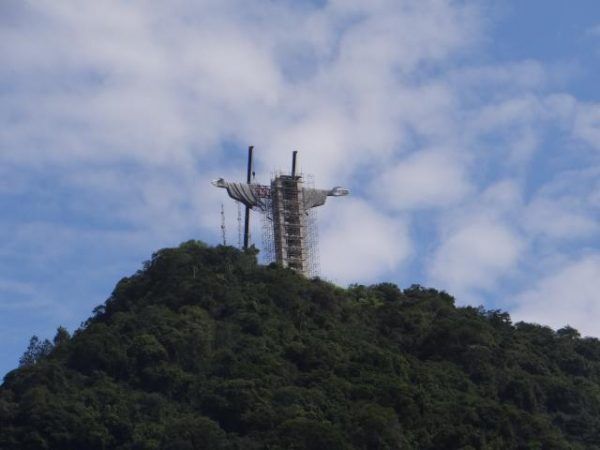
<box><xmin>2</xmin><ymin>241</ymin><xmax>600</xmax><ymax>449</ymax></box>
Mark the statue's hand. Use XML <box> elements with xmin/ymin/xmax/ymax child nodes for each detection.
<box><xmin>211</xmin><ymin>178</ymin><xmax>228</xmax><ymax>188</ymax></box>
<box><xmin>329</xmin><ymin>186</ymin><xmax>350</xmax><ymax>196</ymax></box>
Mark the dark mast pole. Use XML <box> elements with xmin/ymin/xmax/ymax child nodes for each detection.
<box><xmin>291</xmin><ymin>150</ymin><xmax>298</xmax><ymax>177</ymax></box>
<box><xmin>243</xmin><ymin>145</ymin><xmax>254</xmax><ymax>249</ymax></box>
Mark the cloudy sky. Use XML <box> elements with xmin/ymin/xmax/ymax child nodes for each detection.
<box><xmin>1</xmin><ymin>0</ymin><xmax>599</xmax><ymax>376</ymax></box>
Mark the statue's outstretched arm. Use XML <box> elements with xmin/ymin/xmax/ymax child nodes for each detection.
<box><xmin>303</xmin><ymin>186</ymin><xmax>349</xmax><ymax>210</ymax></box>
<box><xmin>212</xmin><ymin>178</ymin><xmax>261</xmax><ymax>209</ymax></box>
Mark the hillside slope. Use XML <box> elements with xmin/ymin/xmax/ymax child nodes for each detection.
<box><xmin>2</xmin><ymin>241</ymin><xmax>600</xmax><ymax>449</ymax></box>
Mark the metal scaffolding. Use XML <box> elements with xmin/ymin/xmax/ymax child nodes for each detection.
<box><xmin>260</xmin><ymin>172</ymin><xmax>320</xmax><ymax>277</ymax></box>
<box><xmin>303</xmin><ymin>174</ymin><xmax>321</xmax><ymax>277</ymax></box>
<box><xmin>271</xmin><ymin>174</ymin><xmax>306</xmax><ymax>273</ymax></box>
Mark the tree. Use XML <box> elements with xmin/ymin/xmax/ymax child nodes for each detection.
<box><xmin>3</xmin><ymin>242</ymin><xmax>600</xmax><ymax>449</ymax></box>
<box><xmin>18</xmin><ymin>335</ymin><xmax>53</xmax><ymax>367</ymax></box>
<box><xmin>53</xmin><ymin>326</ymin><xmax>71</xmax><ymax>347</ymax></box>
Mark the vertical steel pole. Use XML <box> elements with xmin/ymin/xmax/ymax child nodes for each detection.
<box><xmin>292</xmin><ymin>150</ymin><xmax>298</xmax><ymax>177</ymax></box>
<box><xmin>243</xmin><ymin>146</ymin><xmax>254</xmax><ymax>249</ymax></box>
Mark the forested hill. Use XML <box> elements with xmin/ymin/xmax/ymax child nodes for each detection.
<box><xmin>2</xmin><ymin>242</ymin><xmax>600</xmax><ymax>449</ymax></box>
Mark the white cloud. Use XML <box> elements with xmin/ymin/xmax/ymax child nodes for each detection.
<box><xmin>318</xmin><ymin>198</ymin><xmax>410</xmax><ymax>284</ymax></box>
<box><xmin>574</xmin><ymin>103</ymin><xmax>600</xmax><ymax>151</ymax></box>
<box><xmin>0</xmin><ymin>0</ymin><xmax>480</xmax><ymax>175</ymax></box>
<box><xmin>479</xmin><ymin>181</ymin><xmax>522</xmax><ymax>216</ymax></box>
<box><xmin>511</xmin><ymin>255</ymin><xmax>600</xmax><ymax>336</ymax></box>
<box><xmin>373</xmin><ymin>149</ymin><xmax>472</xmax><ymax>210</ymax></box>
<box><xmin>523</xmin><ymin>166</ymin><xmax>600</xmax><ymax>240</ymax></box>
<box><xmin>449</xmin><ymin>60</ymin><xmax>547</xmax><ymax>93</ymax></box>
<box><xmin>429</xmin><ymin>219</ymin><xmax>523</xmax><ymax>300</ymax></box>
<box><xmin>524</xmin><ymin>198</ymin><xmax>598</xmax><ymax>239</ymax></box>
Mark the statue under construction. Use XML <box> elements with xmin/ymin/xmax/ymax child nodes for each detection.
<box><xmin>212</xmin><ymin>147</ymin><xmax>349</xmax><ymax>277</ymax></box>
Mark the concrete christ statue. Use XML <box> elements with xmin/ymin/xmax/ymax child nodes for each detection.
<box><xmin>211</xmin><ymin>177</ymin><xmax>349</xmax><ymax>213</ymax></box>
<box><xmin>211</xmin><ymin>148</ymin><xmax>349</xmax><ymax>277</ymax></box>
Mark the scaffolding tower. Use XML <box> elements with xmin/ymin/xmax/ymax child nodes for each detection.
<box><xmin>272</xmin><ymin>173</ymin><xmax>307</xmax><ymax>273</ymax></box>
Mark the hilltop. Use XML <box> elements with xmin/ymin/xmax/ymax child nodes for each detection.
<box><xmin>2</xmin><ymin>241</ymin><xmax>600</xmax><ymax>449</ymax></box>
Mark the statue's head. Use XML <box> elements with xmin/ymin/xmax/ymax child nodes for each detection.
<box><xmin>211</xmin><ymin>178</ymin><xmax>227</xmax><ymax>188</ymax></box>
<box><xmin>329</xmin><ymin>186</ymin><xmax>350</xmax><ymax>196</ymax></box>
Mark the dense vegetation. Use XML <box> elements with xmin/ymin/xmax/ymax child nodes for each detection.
<box><xmin>2</xmin><ymin>241</ymin><xmax>600</xmax><ymax>449</ymax></box>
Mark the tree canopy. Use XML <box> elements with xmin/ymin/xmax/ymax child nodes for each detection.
<box><xmin>2</xmin><ymin>241</ymin><xmax>600</xmax><ymax>449</ymax></box>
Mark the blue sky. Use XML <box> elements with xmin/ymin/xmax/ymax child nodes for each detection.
<box><xmin>1</xmin><ymin>0</ymin><xmax>599</xmax><ymax>377</ymax></box>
